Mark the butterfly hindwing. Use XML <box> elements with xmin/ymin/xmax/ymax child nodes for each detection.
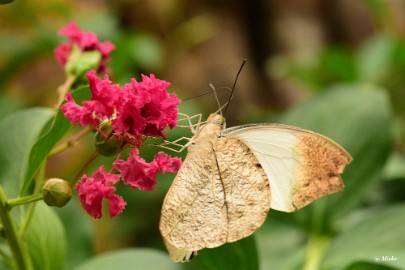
<box><xmin>215</xmin><ymin>137</ymin><xmax>271</xmax><ymax>242</ymax></box>
<box><xmin>224</xmin><ymin>124</ymin><xmax>352</xmax><ymax>212</ymax></box>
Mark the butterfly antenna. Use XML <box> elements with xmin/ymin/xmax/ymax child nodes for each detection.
<box><xmin>182</xmin><ymin>87</ymin><xmax>231</xmax><ymax>101</ymax></box>
<box><xmin>209</xmin><ymin>83</ymin><xmax>223</xmax><ymax>115</ymax></box>
<box><xmin>223</xmin><ymin>59</ymin><xmax>247</xmax><ymax>115</ymax></box>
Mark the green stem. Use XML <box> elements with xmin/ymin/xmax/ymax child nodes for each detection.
<box><xmin>303</xmin><ymin>201</ymin><xmax>329</xmax><ymax>270</ymax></box>
<box><xmin>0</xmin><ymin>187</ymin><xmax>33</xmax><ymax>270</ymax></box>
<box><xmin>20</xmin><ymin>162</ymin><xmax>46</xmax><ymax>237</ymax></box>
<box><xmin>70</xmin><ymin>150</ymin><xmax>99</xmax><ymax>187</ymax></box>
<box><xmin>303</xmin><ymin>235</ymin><xmax>330</xmax><ymax>270</ymax></box>
<box><xmin>7</xmin><ymin>194</ymin><xmax>43</xmax><ymax>209</ymax></box>
<box><xmin>49</xmin><ymin>126</ymin><xmax>92</xmax><ymax>157</ymax></box>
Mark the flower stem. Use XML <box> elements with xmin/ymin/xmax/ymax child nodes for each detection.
<box><xmin>20</xmin><ymin>163</ymin><xmax>46</xmax><ymax>237</ymax></box>
<box><xmin>54</xmin><ymin>74</ymin><xmax>76</xmax><ymax>109</ymax></box>
<box><xmin>49</xmin><ymin>126</ymin><xmax>92</xmax><ymax>157</ymax></box>
<box><xmin>0</xmin><ymin>187</ymin><xmax>33</xmax><ymax>270</ymax></box>
<box><xmin>7</xmin><ymin>194</ymin><xmax>43</xmax><ymax>209</ymax></box>
<box><xmin>70</xmin><ymin>150</ymin><xmax>99</xmax><ymax>187</ymax></box>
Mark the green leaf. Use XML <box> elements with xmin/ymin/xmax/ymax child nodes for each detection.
<box><xmin>280</xmin><ymin>84</ymin><xmax>393</xmax><ymax>222</ymax></box>
<box><xmin>0</xmin><ymin>108</ymin><xmax>54</xmax><ymax>197</ymax></box>
<box><xmin>21</xmin><ymin>86</ymin><xmax>91</xmax><ymax>195</ymax></box>
<box><xmin>73</xmin><ymin>248</ymin><xmax>179</xmax><ymax>270</ymax></box>
<box><xmin>356</xmin><ymin>34</ymin><xmax>394</xmax><ymax>83</ymax></box>
<box><xmin>25</xmin><ymin>202</ymin><xmax>67</xmax><ymax>270</ymax></box>
<box><xmin>255</xmin><ymin>217</ymin><xmax>306</xmax><ymax>270</ymax></box>
<box><xmin>322</xmin><ymin>204</ymin><xmax>405</xmax><ymax>270</ymax></box>
<box><xmin>344</xmin><ymin>261</ymin><xmax>401</xmax><ymax>270</ymax></box>
<box><xmin>188</xmin><ymin>235</ymin><xmax>259</xmax><ymax>270</ymax></box>
<box><xmin>56</xmin><ymin>198</ymin><xmax>93</xmax><ymax>269</ymax></box>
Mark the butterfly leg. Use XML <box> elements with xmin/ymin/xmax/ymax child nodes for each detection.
<box><xmin>177</xmin><ymin>113</ymin><xmax>204</xmax><ymax>134</ymax></box>
<box><xmin>156</xmin><ymin>137</ymin><xmax>191</xmax><ymax>153</ymax></box>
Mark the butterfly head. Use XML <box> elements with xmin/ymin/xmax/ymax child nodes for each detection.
<box><xmin>209</xmin><ymin>113</ymin><xmax>225</xmax><ymax>125</ymax></box>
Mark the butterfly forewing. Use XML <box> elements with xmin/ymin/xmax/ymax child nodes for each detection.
<box><xmin>160</xmin><ymin>142</ymin><xmax>227</xmax><ymax>252</ymax></box>
<box><xmin>159</xmin><ymin>126</ymin><xmax>271</xmax><ymax>261</ymax></box>
<box><xmin>224</xmin><ymin>124</ymin><xmax>352</xmax><ymax>212</ymax></box>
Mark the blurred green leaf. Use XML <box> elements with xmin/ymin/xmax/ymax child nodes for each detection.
<box><xmin>344</xmin><ymin>261</ymin><xmax>401</xmax><ymax>270</ymax></box>
<box><xmin>0</xmin><ymin>108</ymin><xmax>54</xmax><ymax>197</ymax></box>
<box><xmin>26</xmin><ymin>202</ymin><xmax>67</xmax><ymax>270</ymax></box>
<box><xmin>320</xmin><ymin>47</ymin><xmax>357</xmax><ymax>83</ymax></box>
<box><xmin>0</xmin><ymin>95</ymin><xmax>24</xmax><ymax>121</ymax></box>
<box><xmin>256</xmin><ymin>218</ymin><xmax>306</xmax><ymax>270</ymax></box>
<box><xmin>21</xmin><ymin>86</ymin><xmax>90</xmax><ymax>195</ymax></box>
<box><xmin>187</xmin><ymin>235</ymin><xmax>258</xmax><ymax>270</ymax></box>
<box><xmin>356</xmin><ymin>34</ymin><xmax>394</xmax><ymax>83</ymax></box>
<box><xmin>110</xmin><ymin>32</ymin><xmax>163</xmax><ymax>81</ymax></box>
<box><xmin>280</xmin><ymin>84</ymin><xmax>393</xmax><ymax>224</ymax></box>
<box><xmin>73</xmin><ymin>248</ymin><xmax>179</xmax><ymax>270</ymax></box>
<box><xmin>57</xmin><ymin>198</ymin><xmax>93</xmax><ymax>269</ymax></box>
<box><xmin>323</xmin><ymin>204</ymin><xmax>405</xmax><ymax>270</ymax></box>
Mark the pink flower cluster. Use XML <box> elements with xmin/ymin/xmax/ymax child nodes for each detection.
<box><xmin>54</xmin><ymin>21</ymin><xmax>115</xmax><ymax>73</ymax></box>
<box><xmin>61</xmin><ymin>71</ymin><xmax>182</xmax><ymax>218</ymax></box>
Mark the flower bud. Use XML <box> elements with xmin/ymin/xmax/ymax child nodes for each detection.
<box><xmin>42</xmin><ymin>178</ymin><xmax>72</xmax><ymax>207</ymax></box>
<box><xmin>65</xmin><ymin>44</ymin><xmax>102</xmax><ymax>77</ymax></box>
<box><xmin>94</xmin><ymin>120</ymin><xmax>124</xmax><ymax>156</ymax></box>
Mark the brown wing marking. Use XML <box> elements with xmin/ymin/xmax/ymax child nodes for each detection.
<box><xmin>291</xmin><ymin>132</ymin><xmax>352</xmax><ymax>210</ymax></box>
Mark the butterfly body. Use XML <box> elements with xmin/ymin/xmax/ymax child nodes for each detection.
<box><xmin>160</xmin><ymin>113</ymin><xmax>352</xmax><ymax>262</ymax></box>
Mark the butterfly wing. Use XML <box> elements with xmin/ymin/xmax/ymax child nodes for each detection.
<box><xmin>159</xmin><ymin>136</ymin><xmax>271</xmax><ymax>262</ymax></box>
<box><xmin>159</xmin><ymin>143</ymin><xmax>225</xmax><ymax>262</ymax></box>
<box><xmin>224</xmin><ymin>123</ymin><xmax>352</xmax><ymax>212</ymax></box>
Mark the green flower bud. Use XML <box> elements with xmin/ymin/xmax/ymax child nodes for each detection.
<box><xmin>42</xmin><ymin>178</ymin><xmax>72</xmax><ymax>207</ymax></box>
<box><xmin>65</xmin><ymin>44</ymin><xmax>102</xmax><ymax>77</ymax></box>
<box><xmin>94</xmin><ymin>120</ymin><xmax>124</xmax><ymax>156</ymax></box>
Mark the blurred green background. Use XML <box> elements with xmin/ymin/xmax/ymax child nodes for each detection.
<box><xmin>1</xmin><ymin>0</ymin><xmax>405</xmax><ymax>270</ymax></box>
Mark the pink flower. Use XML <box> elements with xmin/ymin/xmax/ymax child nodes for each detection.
<box><xmin>62</xmin><ymin>71</ymin><xmax>181</xmax><ymax>141</ymax></box>
<box><xmin>113</xmin><ymin>74</ymin><xmax>180</xmax><ymax>138</ymax></box>
<box><xmin>114</xmin><ymin>149</ymin><xmax>182</xmax><ymax>191</ymax></box>
<box><xmin>54</xmin><ymin>21</ymin><xmax>115</xmax><ymax>73</ymax></box>
<box><xmin>60</xmin><ymin>71</ymin><xmax>122</xmax><ymax>128</ymax></box>
<box><xmin>59</xmin><ymin>63</ymin><xmax>182</xmax><ymax>219</ymax></box>
<box><xmin>76</xmin><ymin>166</ymin><xmax>126</xmax><ymax>218</ymax></box>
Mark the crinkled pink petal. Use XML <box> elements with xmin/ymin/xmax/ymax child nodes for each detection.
<box><xmin>112</xmin><ymin>99</ymin><xmax>145</xmax><ymax>137</ymax></box>
<box><xmin>54</xmin><ymin>43</ymin><xmax>72</xmax><ymax>66</ymax></box>
<box><xmin>84</xmin><ymin>71</ymin><xmax>122</xmax><ymax>119</ymax></box>
<box><xmin>59</xmin><ymin>21</ymin><xmax>98</xmax><ymax>49</ymax></box>
<box><xmin>60</xmin><ymin>93</ymin><xmax>99</xmax><ymax>127</ymax></box>
<box><xmin>107</xmin><ymin>194</ymin><xmax>126</xmax><ymax>218</ymax></box>
<box><xmin>153</xmin><ymin>152</ymin><xmax>182</xmax><ymax>173</ymax></box>
<box><xmin>76</xmin><ymin>166</ymin><xmax>125</xmax><ymax>219</ymax></box>
<box><xmin>117</xmin><ymin>74</ymin><xmax>180</xmax><ymax>138</ymax></box>
<box><xmin>99</xmin><ymin>41</ymin><xmax>115</xmax><ymax>56</ymax></box>
<box><xmin>114</xmin><ymin>148</ymin><xmax>158</xmax><ymax>191</ymax></box>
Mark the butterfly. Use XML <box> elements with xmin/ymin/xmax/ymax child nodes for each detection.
<box><xmin>159</xmin><ymin>112</ymin><xmax>352</xmax><ymax>262</ymax></box>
